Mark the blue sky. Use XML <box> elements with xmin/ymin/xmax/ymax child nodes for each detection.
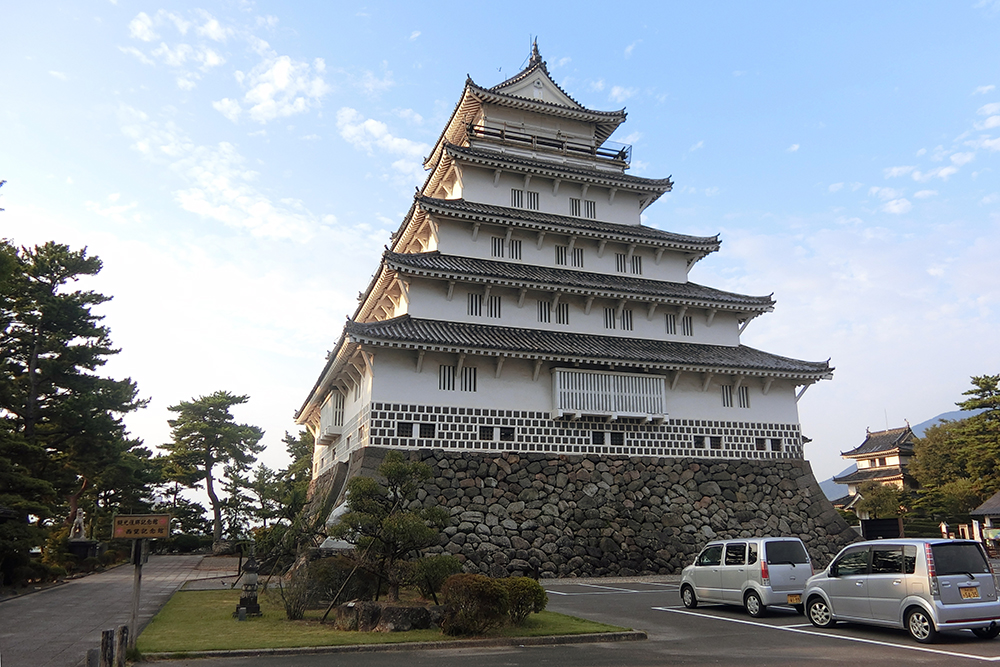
<box><xmin>2</xmin><ymin>2</ymin><xmax>999</xmax><ymax>483</ymax></box>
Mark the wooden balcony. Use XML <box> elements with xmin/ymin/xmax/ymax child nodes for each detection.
<box><xmin>467</xmin><ymin>122</ymin><xmax>631</xmax><ymax>165</ymax></box>
<box><xmin>551</xmin><ymin>368</ymin><xmax>666</xmax><ymax>421</ymax></box>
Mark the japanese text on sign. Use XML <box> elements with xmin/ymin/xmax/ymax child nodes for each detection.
<box><xmin>113</xmin><ymin>514</ymin><xmax>171</xmax><ymax>539</ymax></box>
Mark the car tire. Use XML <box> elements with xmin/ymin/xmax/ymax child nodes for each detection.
<box><xmin>794</xmin><ymin>604</ymin><xmax>805</xmax><ymax>615</ymax></box>
<box><xmin>680</xmin><ymin>585</ymin><xmax>698</xmax><ymax>609</ymax></box>
<box><xmin>807</xmin><ymin>597</ymin><xmax>835</xmax><ymax>628</ymax></box>
<box><xmin>744</xmin><ymin>590</ymin><xmax>765</xmax><ymax>617</ymax></box>
<box><xmin>906</xmin><ymin>608</ymin><xmax>939</xmax><ymax>644</ymax></box>
<box><xmin>972</xmin><ymin>625</ymin><xmax>1000</xmax><ymax>639</ymax></box>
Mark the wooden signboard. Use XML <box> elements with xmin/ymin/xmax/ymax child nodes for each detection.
<box><xmin>113</xmin><ymin>514</ymin><xmax>171</xmax><ymax>539</ymax></box>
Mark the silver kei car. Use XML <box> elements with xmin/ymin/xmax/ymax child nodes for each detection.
<box><xmin>804</xmin><ymin>538</ymin><xmax>1000</xmax><ymax>643</ymax></box>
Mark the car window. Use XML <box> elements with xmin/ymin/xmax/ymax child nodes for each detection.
<box><xmin>747</xmin><ymin>544</ymin><xmax>758</xmax><ymax>565</ymax></box>
<box><xmin>725</xmin><ymin>543</ymin><xmax>747</xmax><ymax>565</ymax></box>
<box><xmin>871</xmin><ymin>547</ymin><xmax>903</xmax><ymax>574</ymax></box>
<box><xmin>834</xmin><ymin>547</ymin><xmax>869</xmax><ymax>576</ymax></box>
<box><xmin>903</xmin><ymin>545</ymin><xmax>917</xmax><ymax>574</ymax></box>
<box><xmin>697</xmin><ymin>545</ymin><xmax>723</xmax><ymax>566</ymax></box>
<box><xmin>931</xmin><ymin>542</ymin><xmax>990</xmax><ymax>575</ymax></box>
<box><xmin>765</xmin><ymin>540</ymin><xmax>808</xmax><ymax>564</ymax></box>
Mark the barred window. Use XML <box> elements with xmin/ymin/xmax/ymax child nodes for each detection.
<box><xmin>631</xmin><ymin>255</ymin><xmax>643</xmax><ymax>275</ymax></box>
<box><xmin>397</xmin><ymin>422</ymin><xmax>414</xmax><ymax>437</ymax></box>
<box><xmin>738</xmin><ymin>386</ymin><xmax>751</xmax><ymax>409</ymax></box>
<box><xmin>665</xmin><ymin>313</ymin><xmax>677</xmax><ymax>335</ymax></box>
<box><xmin>537</xmin><ymin>300</ymin><xmax>551</xmax><ymax>323</ymax></box>
<box><xmin>479</xmin><ymin>425</ymin><xmax>494</xmax><ymax>440</ymax></box>
<box><xmin>555</xmin><ymin>245</ymin><xmax>568</xmax><ymax>265</ymax></box>
<box><xmin>468</xmin><ymin>293</ymin><xmax>483</xmax><ymax>317</ymax></box>
<box><xmin>722</xmin><ymin>384</ymin><xmax>733</xmax><ymax>408</ymax></box>
<box><xmin>572</xmin><ymin>247</ymin><xmax>584</xmax><ymax>267</ymax></box>
<box><xmin>439</xmin><ymin>365</ymin><xmax>455</xmax><ymax>391</ymax></box>
<box><xmin>771</xmin><ymin>438</ymin><xmax>783</xmax><ymax>452</ymax></box>
<box><xmin>604</xmin><ymin>307</ymin><xmax>617</xmax><ymax>329</ymax></box>
<box><xmin>621</xmin><ymin>309</ymin><xmax>634</xmax><ymax>331</ymax></box>
<box><xmin>461</xmin><ymin>366</ymin><xmax>477</xmax><ymax>392</ymax></box>
<box><xmin>592</xmin><ymin>431</ymin><xmax>605</xmax><ymax>445</ymax></box>
<box><xmin>570</xmin><ymin>198</ymin><xmax>581</xmax><ymax>216</ymax></box>
<box><xmin>491</xmin><ymin>237</ymin><xmax>504</xmax><ymax>258</ymax></box>
<box><xmin>419</xmin><ymin>423</ymin><xmax>435</xmax><ymax>438</ymax></box>
<box><xmin>610</xmin><ymin>432</ymin><xmax>624</xmax><ymax>446</ymax></box>
<box><xmin>499</xmin><ymin>427</ymin><xmax>515</xmax><ymax>441</ymax></box>
<box><xmin>693</xmin><ymin>435</ymin><xmax>706</xmax><ymax>448</ymax></box>
<box><xmin>570</xmin><ymin>198</ymin><xmax>596</xmax><ymax>218</ymax></box>
<box><xmin>526</xmin><ymin>191</ymin><xmax>539</xmax><ymax>210</ymax></box>
<box><xmin>755</xmin><ymin>437</ymin><xmax>767</xmax><ymax>451</ymax></box>
<box><xmin>487</xmin><ymin>295</ymin><xmax>501</xmax><ymax>318</ymax></box>
<box><xmin>710</xmin><ymin>436</ymin><xmax>722</xmax><ymax>450</ymax></box>
<box><xmin>584</xmin><ymin>199</ymin><xmax>596</xmax><ymax>219</ymax></box>
<box><xmin>682</xmin><ymin>315</ymin><xmax>694</xmax><ymax>336</ymax></box>
<box><xmin>615</xmin><ymin>253</ymin><xmax>627</xmax><ymax>273</ymax></box>
<box><xmin>509</xmin><ymin>239</ymin><xmax>522</xmax><ymax>260</ymax></box>
<box><xmin>555</xmin><ymin>302</ymin><xmax>569</xmax><ymax>325</ymax></box>
<box><xmin>510</xmin><ymin>188</ymin><xmax>524</xmax><ymax>208</ymax></box>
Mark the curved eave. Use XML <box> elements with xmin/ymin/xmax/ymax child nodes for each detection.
<box><xmin>294</xmin><ymin>329</ymin><xmax>356</xmax><ymax>427</ymax></box>
<box><xmin>839</xmin><ymin>445</ymin><xmax>905</xmax><ymax>459</ymax></box>
<box><xmin>416</xmin><ymin>196</ymin><xmax>720</xmax><ymax>257</ymax></box>
<box><xmin>383</xmin><ymin>254</ymin><xmax>774</xmax><ymax>316</ymax></box>
<box><xmin>443</xmin><ymin>143</ymin><xmax>673</xmax><ymax>194</ymax></box>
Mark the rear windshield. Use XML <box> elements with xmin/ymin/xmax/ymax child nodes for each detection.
<box><xmin>932</xmin><ymin>543</ymin><xmax>990</xmax><ymax>575</ymax></box>
<box><xmin>765</xmin><ymin>540</ymin><xmax>808</xmax><ymax>564</ymax></box>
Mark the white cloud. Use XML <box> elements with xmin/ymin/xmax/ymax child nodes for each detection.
<box><xmin>951</xmin><ymin>152</ymin><xmax>975</xmax><ymax>166</ymax></box>
<box><xmin>609</xmin><ymin>86</ymin><xmax>636</xmax><ymax>103</ymax></box>
<box><xmin>912</xmin><ymin>165</ymin><xmax>958</xmax><ymax>181</ymax></box>
<box><xmin>128</xmin><ymin>12</ymin><xmax>157</xmax><ymax>41</ymax></box>
<box><xmin>787</xmin><ymin>144</ymin><xmax>799</xmax><ymax>152</ymax></box>
<box><xmin>589</xmin><ymin>79</ymin><xmax>605</xmax><ymax>92</ymax></box>
<box><xmin>555</xmin><ymin>57</ymin><xmax>571</xmax><ymax>68</ymax></box>
<box><xmin>300</xmin><ymin>134</ymin><xmax>320</xmax><ymax>141</ymax></box>
<box><xmin>967</xmin><ymin>136</ymin><xmax>1000</xmax><ymax>151</ymax></box>
<box><xmin>151</xmin><ymin>42</ymin><xmax>193</xmax><ymax>67</ymax></box>
<box><xmin>196</xmin><ymin>15</ymin><xmax>231</xmax><ymax>42</ymax></box>
<box><xmin>48</xmin><ymin>70</ymin><xmax>68</xmax><ymax>81</ymax></box>
<box><xmin>394</xmin><ymin>108</ymin><xmax>423</xmax><ymax>124</ymax></box>
<box><xmin>982</xmin><ymin>193</ymin><xmax>999</xmax><ymax>204</ymax></box>
<box><xmin>689</xmin><ymin>140</ymin><xmax>704</xmax><ymax>152</ymax></box>
<box><xmin>828</xmin><ymin>183</ymin><xmax>844</xmax><ymax>193</ymax></box>
<box><xmin>119</xmin><ymin>46</ymin><xmax>154</xmax><ymax>65</ymax></box>
<box><xmin>704</xmin><ymin>187</ymin><xmax>720</xmax><ymax>197</ymax></box>
<box><xmin>979</xmin><ymin>102</ymin><xmax>1000</xmax><ymax>115</ymax></box>
<box><xmin>869</xmin><ymin>186</ymin><xmax>901</xmax><ymax>201</ymax></box>
<box><xmin>359</xmin><ymin>69</ymin><xmax>394</xmax><ymax>94</ymax></box>
<box><xmin>621</xmin><ymin>131</ymin><xmax>642</xmax><ymax>144</ymax></box>
<box><xmin>85</xmin><ymin>194</ymin><xmax>141</xmax><ymax>224</ymax></box>
<box><xmin>914</xmin><ymin>190</ymin><xmax>937</xmax><ymax>199</ymax></box>
<box><xmin>974</xmin><ymin>85</ymin><xmax>996</xmax><ymax>95</ymax></box>
<box><xmin>335</xmin><ymin>108</ymin><xmax>429</xmax><ymax>161</ymax></box>
<box><xmin>733</xmin><ymin>70</ymin><xmax>747</xmax><ymax>77</ymax></box>
<box><xmin>409</xmin><ymin>30</ymin><xmax>420</xmax><ymax>40</ymax></box>
<box><xmin>219</xmin><ymin>54</ymin><xmax>331</xmax><ymax>124</ymax></box>
<box><xmin>883</xmin><ymin>165</ymin><xmax>914</xmax><ymax>178</ymax></box>
<box><xmin>881</xmin><ymin>198</ymin><xmax>912</xmax><ymax>214</ymax></box>
<box><xmin>624</xmin><ymin>40</ymin><xmax>640</xmax><ymax>58</ymax></box>
<box><xmin>976</xmin><ymin>115</ymin><xmax>1000</xmax><ymax>130</ymax></box>
<box><xmin>915</xmin><ymin>148</ymin><xmax>927</xmax><ymax>157</ymax></box>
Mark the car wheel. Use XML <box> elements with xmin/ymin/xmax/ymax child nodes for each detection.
<box><xmin>680</xmin><ymin>585</ymin><xmax>698</xmax><ymax>609</ymax></box>
<box><xmin>972</xmin><ymin>625</ymin><xmax>1000</xmax><ymax>639</ymax></box>
<box><xmin>744</xmin><ymin>590</ymin><xmax>765</xmax><ymax>617</ymax></box>
<box><xmin>906</xmin><ymin>608</ymin><xmax>939</xmax><ymax>644</ymax></box>
<box><xmin>807</xmin><ymin>597</ymin><xmax>835</xmax><ymax>628</ymax></box>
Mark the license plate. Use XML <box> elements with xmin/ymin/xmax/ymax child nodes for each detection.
<box><xmin>787</xmin><ymin>594</ymin><xmax>802</xmax><ymax>605</ymax></box>
<box><xmin>960</xmin><ymin>587</ymin><xmax>981</xmax><ymax>600</ymax></box>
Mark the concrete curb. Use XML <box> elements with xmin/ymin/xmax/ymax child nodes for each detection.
<box><xmin>139</xmin><ymin>630</ymin><xmax>648</xmax><ymax>662</ymax></box>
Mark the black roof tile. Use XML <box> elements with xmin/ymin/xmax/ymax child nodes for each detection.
<box><xmin>841</xmin><ymin>426</ymin><xmax>915</xmax><ymax>458</ymax></box>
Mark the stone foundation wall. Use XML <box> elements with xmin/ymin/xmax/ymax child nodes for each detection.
<box><xmin>322</xmin><ymin>446</ymin><xmax>859</xmax><ymax>578</ymax></box>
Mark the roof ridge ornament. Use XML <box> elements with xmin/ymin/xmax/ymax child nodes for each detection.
<box><xmin>530</xmin><ymin>38</ymin><xmax>543</xmax><ymax>67</ymax></box>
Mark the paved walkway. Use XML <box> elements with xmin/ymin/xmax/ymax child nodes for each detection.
<box><xmin>0</xmin><ymin>554</ymin><xmax>233</xmax><ymax>667</ymax></box>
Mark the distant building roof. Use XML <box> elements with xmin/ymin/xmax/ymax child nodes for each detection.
<box><xmin>832</xmin><ymin>465</ymin><xmax>906</xmax><ymax>485</ymax></box>
<box><xmin>972</xmin><ymin>490</ymin><xmax>1000</xmax><ymax>517</ymax></box>
<box><xmin>841</xmin><ymin>426</ymin><xmax>915</xmax><ymax>459</ymax></box>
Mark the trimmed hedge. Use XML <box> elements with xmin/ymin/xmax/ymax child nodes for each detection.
<box><xmin>440</xmin><ymin>573</ymin><xmax>508</xmax><ymax>635</ymax></box>
<box><xmin>501</xmin><ymin>576</ymin><xmax>548</xmax><ymax>625</ymax></box>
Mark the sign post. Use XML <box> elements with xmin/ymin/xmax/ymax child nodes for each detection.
<box><xmin>112</xmin><ymin>514</ymin><xmax>170</xmax><ymax>649</ymax></box>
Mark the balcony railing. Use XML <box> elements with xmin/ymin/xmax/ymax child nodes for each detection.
<box><xmin>467</xmin><ymin>122</ymin><xmax>631</xmax><ymax>165</ymax></box>
<box><xmin>551</xmin><ymin>368</ymin><xmax>666</xmax><ymax>420</ymax></box>
<box><xmin>317</xmin><ymin>391</ymin><xmax>345</xmax><ymax>445</ymax></box>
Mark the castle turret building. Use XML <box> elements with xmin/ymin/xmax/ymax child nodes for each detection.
<box><xmin>296</xmin><ymin>43</ymin><xmax>833</xmax><ymax>481</ymax></box>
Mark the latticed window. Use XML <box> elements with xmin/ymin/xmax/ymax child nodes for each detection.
<box><xmin>479</xmin><ymin>426</ymin><xmax>494</xmax><ymax>440</ymax></box>
<box><xmin>491</xmin><ymin>237</ymin><xmax>504</xmax><ymax>258</ymax></box>
<box><xmin>722</xmin><ymin>384</ymin><xmax>734</xmax><ymax>408</ymax></box>
<box><xmin>584</xmin><ymin>200</ymin><xmax>596</xmax><ymax>219</ymax></box>
<box><xmin>526</xmin><ymin>191</ymin><xmax>539</xmax><ymax>210</ymax></box>
<box><xmin>631</xmin><ymin>255</ymin><xmax>643</xmax><ymax>275</ymax></box>
<box><xmin>665</xmin><ymin>313</ymin><xmax>677</xmax><ymax>335</ymax></box>
<box><xmin>603</xmin><ymin>307</ymin><xmax>617</xmax><ymax>329</ymax></box>
<box><xmin>419</xmin><ymin>423</ymin><xmax>435</xmax><ymax>438</ymax></box>
<box><xmin>439</xmin><ymin>365</ymin><xmax>455</xmax><ymax>391</ymax></box>
<box><xmin>397</xmin><ymin>422</ymin><xmax>414</xmax><ymax>437</ymax></box>
<box><xmin>615</xmin><ymin>253</ymin><xmax>627</xmax><ymax>273</ymax></box>
<box><xmin>537</xmin><ymin>300</ymin><xmax>551</xmax><ymax>323</ymax></box>
<box><xmin>509</xmin><ymin>239</ymin><xmax>522</xmax><ymax>260</ymax></box>
<box><xmin>682</xmin><ymin>315</ymin><xmax>694</xmax><ymax>336</ymax></box>
<box><xmin>555</xmin><ymin>245</ymin><xmax>568</xmax><ymax>265</ymax></box>
<box><xmin>570</xmin><ymin>198</ymin><xmax>581</xmax><ymax>216</ymax></box>
<box><xmin>468</xmin><ymin>293</ymin><xmax>483</xmax><ymax>316</ymax></box>
<box><xmin>621</xmin><ymin>309</ymin><xmax>634</xmax><ymax>331</ymax></box>
<box><xmin>738</xmin><ymin>386</ymin><xmax>751</xmax><ymax>409</ymax></box>
<box><xmin>487</xmin><ymin>295</ymin><xmax>501</xmax><ymax>318</ymax></box>
<box><xmin>510</xmin><ymin>189</ymin><xmax>524</xmax><ymax>208</ymax></box>
<box><xmin>572</xmin><ymin>247</ymin><xmax>584</xmax><ymax>267</ymax></box>
<box><xmin>771</xmin><ymin>438</ymin><xmax>783</xmax><ymax>452</ymax></box>
<box><xmin>461</xmin><ymin>366</ymin><xmax>477</xmax><ymax>392</ymax></box>
<box><xmin>556</xmin><ymin>302</ymin><xmax>569</xmax><ymax>325</ymax></box>
<box><xmin>710</xmin><ymin>436</ymin><xmax>723</xmax><ymax>449</ymax></box>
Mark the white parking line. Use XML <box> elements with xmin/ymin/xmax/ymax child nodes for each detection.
<box><xmin>652</xmin><ymin>607</ymin><xmax>1000</xmax><ymax>662</ymax></box>
<box><xmin>579</xmin><ymin>583</ymin><xmax>642</xmax><ymax>593</ymax></box>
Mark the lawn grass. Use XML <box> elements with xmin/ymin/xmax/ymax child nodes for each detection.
<box><xmin>137</xmin><ymin>589</ymin><xmax>628</xmax><ymax>653</ymax></box>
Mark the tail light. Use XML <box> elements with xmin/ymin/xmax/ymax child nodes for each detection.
<box><xmin>761</xmin><ymin>558</ymin><xmax>770</xmax><ymax>585</ymax></box>
<box><xmin>925</xmin><ymin>543</ymin><xmax>940</xmax><ymax>597</ymax></box>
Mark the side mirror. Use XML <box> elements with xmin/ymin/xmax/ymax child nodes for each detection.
<box><xmin>829</xmin><ymin>564</ymin><xmax>839</xmax><ymax>577</ymax></box>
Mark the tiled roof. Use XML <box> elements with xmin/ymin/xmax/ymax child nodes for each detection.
<box><xmin>841</xmin><ymin>426</ymin><xmax>915</xmax><ymax>458</ymax></box>
<box><xmin>445</xmin><ymin>143</ymin><xmax>672</xmax><ymax>192</ymax></box>
<box><xmin>416</xmin><ymin>196</ymin><xmax>720</xmax><ymax>252</ymax></box>
<box><xmin>487</xmin><ymin>43</ymin><xmax>587</xmax><ymax>111</ymax></box>
<box><xmin>345</xmin><ymin>315</ymin><xmax>832</xmax><ymax>378</ymax></box>
<box><xmin>385</xmin><ymin>252</ymin><xmax>774</xmax><ymax>311</ymax></box>
<box><xmin>831</xmin><ymin>465</ymin><xmax>906</xmax><ymax>485</ymax></box>
<box><xmin>972</xmin><ymin>490</ymin><xmax>1000</xmax><ymax>516</ymax></box>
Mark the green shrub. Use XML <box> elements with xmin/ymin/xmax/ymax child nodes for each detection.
<box><xmin>46</xmin><ymin>564</ymin><xmax>67</xmax><ymax>579</ymax></box>
<box><xmin>172</xmin><ymin>534</ymin><xmax>203</xmax><ymax>553</ymax></box>
<box><xmin>411</xmin><ymin>554</ymin><xmax>463</xmax><ymax>600</ymax></box>
<box><xmin>440</xmin><ymin>573</ymin><xmax>508</xmax><ymax>635</ymax></box>
<box><xmin>501</xmin><ymin>577</ymin><xmax>548</xmax><ymax>625</ymax></box>
<box><xmin>308</xmin><ymin>555</ymin><xmax>378</xmax><ymax>605</ymax></box>
<box><xmin>80</xmin><ymin>556</ymin><xmax>101</xmax><ymax>572</ymax></box>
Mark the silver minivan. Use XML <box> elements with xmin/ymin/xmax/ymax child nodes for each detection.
<box><xmin>679</xmin><ymin>537</ymin><xmax>812</xmax><ymax>617</ymax></box>
<box><xmin>804</xmin><ymin>538</ymin><xmax>1000</xmax><ymax>643</ymax></box>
